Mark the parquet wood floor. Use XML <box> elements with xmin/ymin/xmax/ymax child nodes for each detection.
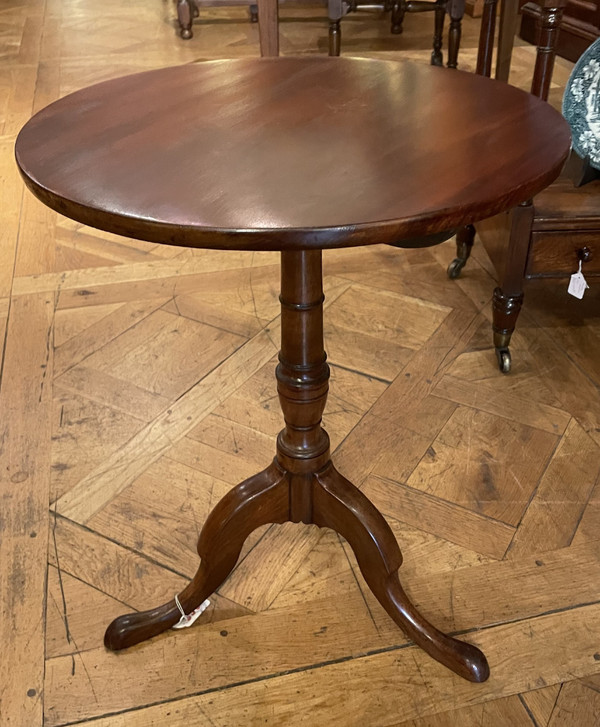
<box><xmin>2</xmin><ymin>1</ymin><xmax>599</xmax><ymax>725</ymax></box>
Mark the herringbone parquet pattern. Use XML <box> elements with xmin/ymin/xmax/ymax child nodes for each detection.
<box><xmin>2</xmin><ymin>1</ymin><xmax>600</xmax><ymax>725</ymax></box>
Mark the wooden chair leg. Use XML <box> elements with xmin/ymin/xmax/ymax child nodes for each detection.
<box><xmin>447</xmin><ymin>224</ymin><xmax>475</xmax><ymax>278</ymax></box>
<box><xmin>258</xmin><ymin>0</ymin><xmax>279</xmax><ymax>57</ymax></box>
<box><xmin>327</xmin><ymin>0</ymin><xmax>345</xmax><ymax>55</ymax></box>
<box><xmin>431</xmin><ymin>0</ymin><xmax>446</xmax><ymax>65</ymax></box>
<box><xmin>177</xmin><ymin>0</ymin><xmax>194</xmax><ymax>39</ymax></box>
<box><xmin>477</xmin><ymin>0</ymin><xmax>499</xmax><ymax>76</ymax></box>
<box><xmin>329</xmin><ymin>19</ymin><xmax>341</xmax><ymax>55</ymax></box>
<box><xmin>492</xmin><ymin>201</ymin><xmax>534</xmax><ymax>373</ymax></box>
<box><xmin>496</xmin><ymin>0</ymin><xmax>518</xmax><ymax>81</ymax></box>
<box><xmin>447</xmin><ymin>13</ymin><xmax>462</xmax><ymax>68</ymax></box>
<box><xmin>391</xmin><ymin>1</ymin><xmax>406</xmax><ymax>34</ymax></box>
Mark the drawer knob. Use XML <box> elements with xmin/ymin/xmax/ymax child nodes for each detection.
<box><xmin>577</xmin><ymin>247</ymin><xmax>593</xmax><ymax>263</ymax></box>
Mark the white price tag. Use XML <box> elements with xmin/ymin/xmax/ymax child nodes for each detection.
<box><xmin>568</xmin><ymin>262</ymin><xmax>589</xmax><ymax>300</ymax></box>
<box><xmin>172</xmin><ymin>595</ymin><xmax>210</xmax><ymax>629</ymax></box>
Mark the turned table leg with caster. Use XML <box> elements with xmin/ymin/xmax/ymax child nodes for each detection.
<box><xmin>447</xmin><ymin>224</ymin><xmax>475</xmax><ymax>279</ymax></box>
<box><xmin>491</xmin><ymin>201</ymin><xmax>533</xmax><ymax>373</ymax></box>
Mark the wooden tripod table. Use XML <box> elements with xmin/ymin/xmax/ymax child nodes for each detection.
<box><xmin>16</xmin><ymin>57</ymin><xmax>570</xmax><ymax>683</ymax></box>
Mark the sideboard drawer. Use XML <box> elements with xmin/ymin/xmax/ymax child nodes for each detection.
<box><xmin>526</xmin><ymin>231</ymin><xmax>600</xmax><ymax>277</ymax></box>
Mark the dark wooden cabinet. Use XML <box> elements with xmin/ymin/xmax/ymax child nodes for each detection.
<box><xmin>519</xmin><ymin>0</ymin><xmax>600</xmax><ymax>61</ymax></box>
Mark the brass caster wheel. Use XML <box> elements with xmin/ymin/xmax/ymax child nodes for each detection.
<box><xmin>180</xmin><ymin>28</ymin><xmax>193</xmax><ymax>39</ymax></box>
<box><xmin>447</xmin><ymin>258</ymin><xmax>465</xmax><ymax>279</ymax></box>
<box><xmin>431</xmin><ymin>51</ymin><xmax>443</xmax><ymax>66</ymax></box>
<box><xmin>495</xmin><ymin>348</ymin><xmax>511</xmax><ymax>374</ymax></box>
<box><xmin>250</xmin><ymin>4</ymin><xmax>258</xmax><ymax>22</ymax></box>
<box><xmin>391</xmin><ymin>25</ymin><xmax>403</xmax><ymax>34</ymax></box>
<box><xmin>192</xmin><ymin>3</ymin><xmax>200</xmax><ymax>17</ymax></box>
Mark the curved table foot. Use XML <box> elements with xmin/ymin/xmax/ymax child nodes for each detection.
<box><xmin>381</xmin><ymin>575</ymin><xmax>489</xmax><ymax>682</ymax></box>
<box><xmin>105</xmin><ymin>461</ymin><xmax>289</xmax><ymax>650</ymax></box>
<box><xmin>104</xmin><ymin>564</ymin><xmax>211</xmax><ymax>650</ymax></box>
<box><xmin>313</xmin><ymin>463</ymin><xmax>490</xmax><ymax>682</ymax></box>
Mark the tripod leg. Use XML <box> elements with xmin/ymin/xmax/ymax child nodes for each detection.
<box><xmin>105</xmin><ymin>461</ymin><xmax>289</xmax><ymax>650</ymax></box>
<box><xmin>312</xmin><ymin>464</ymin><xmax>489</xmax><ymax>682</ymax></box>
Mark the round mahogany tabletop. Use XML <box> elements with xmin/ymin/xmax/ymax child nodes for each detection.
<box><xmin>15</xmin><ymin>57</ymin><xmax>571</xmax><ymax>251</ymax></box>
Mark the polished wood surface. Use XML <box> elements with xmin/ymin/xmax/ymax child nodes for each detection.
<box><xmin>16</xmin><ymin>57</ymin><xmax>570</xmax><ymax>251</ymax></box>
<box><xmin>5</xmin><ymin>2</ymin><xmax>600</xmax><ymax>725</ymax></box>
<box><xmin>15</xmin><ymin>54</ymin><xmax>570</xmax><ymax>685</ymax></box>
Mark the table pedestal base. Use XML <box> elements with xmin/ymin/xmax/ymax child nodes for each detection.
<box><xmin>104</xmin><ymin>250</ymin><xmax>489</xmax><ymax>683</ymax></box>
